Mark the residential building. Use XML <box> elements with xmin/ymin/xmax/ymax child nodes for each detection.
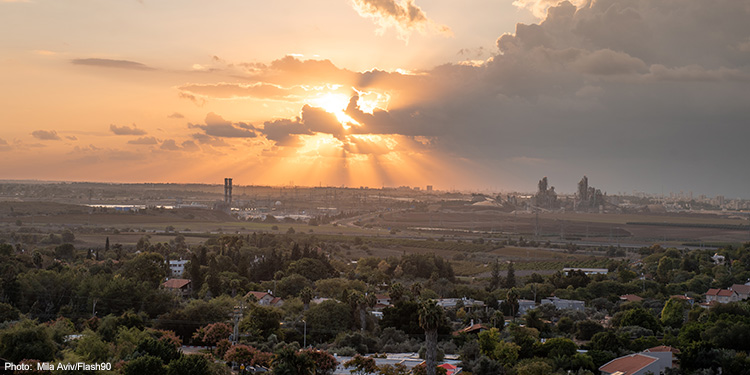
<box><xmin>453</xmin><ymin>319</ymin><xmax>490</xmax><ymax>336</ymax></box>
<box><xmin>729</xmin><ymin>284</ymin><xmax>750</xmax><ymax>300</ymax></box>
<box><xmin>540</xmin><ymin>296</ymin><xmax>585</xmax><ymax>311</ymax></box>
<box><xmin>704</xmin><ymin>288</ymin><xmax>739</xmax><ymax>304</ymax></box>
<box><xmin>599</xmin><ymin>352</ymin><xmax>671</xmax><ymax>375</ymax></box>
<box><xmin>563</xmin><ymin>267</ymin><xmax>608</xmax><ymax>275</ymax></box>
<box><xmin>620</xmin><ymin>294</ymin><xmax>643</xmax><ymax>303</ymax></box>
<box><xmin>161</xmin><ymin>279</ymin><xmax>192</xmax><ymax>298</ymax></box>
<box><xmin>168</xmin><ymin>259</ymin><xmax>189</xmax><ymax>278</ymax></box>
<box><xmin>246</xmin><ymin>291</ymin><xmax>284</xmax><ymax>307</ymax></box>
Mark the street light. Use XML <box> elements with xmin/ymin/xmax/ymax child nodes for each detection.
<box><xmin>303</xmin><ymin>319</ymin><xmax>307</xmax><ymax>348</ymax></box>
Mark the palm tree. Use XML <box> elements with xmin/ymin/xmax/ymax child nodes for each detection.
<box><xmin>418</xmin><ymin>299</ymin><xmax>443</xmax><ymax>375</ymax></box>
<box><xmin>300</xmin><ymin>287</ymin><xmax>314</xmax><ymax>311</ymax></box>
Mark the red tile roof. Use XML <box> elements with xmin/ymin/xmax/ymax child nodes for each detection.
<box><xmin>162</xmin><ymin>279</ymin><xmax>191</xmax><ymax>289</ymax></box>
<box><xmin>453</xmin><ymin>323</ymin><xmax>490</xmax><ymax>335</ymax></box>
<box><xmin>705</xmin><ymin>288</ymin><xmax>736</xmax><ymax>297</ymax></box>
<box><xmin>620</xmin><ymin>294</ymin><xmax>643</xmax><ymax>302</ymax></box>
<box><xmin>644</xmin><ymin>345</ymin><xmax>680</xmax><ymax>354</ymax></box>
<box><xmin>600</xmin><ymin>354</ymin><xmax>657</xmax><ymax>375</ymax></box>
<box><xmin>246</xmin><ymin>291</ymin><xmax>271</xmax><ymax>300</ymax></box>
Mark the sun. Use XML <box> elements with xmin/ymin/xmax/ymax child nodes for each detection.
<box><xmin>309</xmin><ymin>92</ymin><xmax>359</xmax><ymax>128</ymax></box>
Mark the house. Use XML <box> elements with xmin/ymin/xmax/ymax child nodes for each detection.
<box><xmin>438</xmin><ymin>297</ymin><xmax>485</xmax><ymax>309</ymax></box>
<box><xmin>563</xmin><ymin>267</ymin><xmax>608</xmax><ymax>275</ymax></box>
<box><xmin>168</xmin><ymin>259</ymin><xmax>189</xmax><ymax>278</ymax></box>
<box><xmin>246</xmin><ymin>291</ymin><xmax>284</xmax><ymax>307</ymax></box>
<box><xmin>643</xmin><ymin>346</ymin><xmax>680</xmax><ymax>369</ymax></box>
<box><xmin>599</xmin><ymin>352</ymin><xmax>671</xmax><ymax>375</ymax></box>
<box><xmin>161</xmin><ymin>278</ymin><xmax>192</xmax><ymax>298</ymax></box>
<box><xmin>375</xmin><ymin>294</ymin><xmax>391</xmax><ymax>306</ymax></box>
<box><xmin>712</xmin><ymin>253</ymin><xmax>725</xmax><ymax>265</ymax></box>
<box><xmin>540</xmin><ymin>296</ymin><xmax>585</xmax><ymax>311</ymax></box>
<box><xmin>518</xmin><ymin>299</ymin><xmax>536</xmax><ymax>315</ymax></box>
<box><xmin>669</xmin><ymin>295</ymin><xmax>694</xmax><ymax>306</ymax></box>
<box><xmin>496</xmin><ymin>299</ymin><xmax>536</xmax><ymax>316</ymax></box>
<box><xmin>437</xmin><ymin>363</ymin><xmax>461</xmax><ymax>375</ymax></box>
<box><xmin>704</xmin><ymin>288</ymin><xmax>739</xmax><ymax>304</ymax></box>
<box><xmin>729</xmin><ymin>284</ymin><xmax>750</xmax><ymax>300</ymax></box>
<box><xmin>453</xmin><ymin>319</ymin><xmax>490</xmax><ymax>335</ymax></box>
<box><xmin>620</xmin><ymin>294</ymin><xmax>643</xmax><ymax>303</ymax></box>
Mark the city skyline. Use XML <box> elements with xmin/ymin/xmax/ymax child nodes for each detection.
<box><xmin>2</xmin><ymin>0</ymin><xmax>749</xmax><ymax>198</ymax></box>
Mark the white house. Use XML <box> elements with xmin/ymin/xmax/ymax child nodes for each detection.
<box><xmin>168</xmin><ymin>259</ymin><xmax>189</xmax><ymax>278</ymax></box>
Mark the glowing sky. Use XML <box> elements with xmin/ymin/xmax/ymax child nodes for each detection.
<box><xmin>1</xmin><ymin>0</ymin><xmax>749</xmax><ymax>197</ymax></box>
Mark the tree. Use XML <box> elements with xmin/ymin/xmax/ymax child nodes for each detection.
<box><xmin>617</xmin><ymin>307</ymin><xmax>660</xmax><ymax>333</ymax></box>
<box><xmin>272</xmin><ymin>346</ymin><xmax>315</xmax><ymax>375</ymax></box>
<box><xmin>343</xmin><ymin>354</ymin><xmax>377</xmax><ymax>375</ymax></box>
<box><xmin>488</xmin><ymin>259</ymin><xmax>503</xmax><ymax>292</ymax></box>
<box><xmin>120</xmin><ymin>252</ymin><xmax>166</xmax><ymax>288</ymax></box>
<box><xmin>302</xmin><ymin>348</ymin><xmax>338</xmax><ymax>375</ymax></box>
<box><xmin>304</xmin><ymin>300</ymin><xmax>352</xmax><ymax>343</ymax></box>
<box><xmin>55</xmin><ymin>243</ymin><xmax>75</xmax><ymax>260</ymax></box>
<box><xmin>660</xmin><ymin>297</ymin><xmax>686</xmax><ymax>329</ymax></box>
<box><xmin>193</xmin><ymin>322</ymin><xmax>232</xmax><ymax>346</ymax></box>
<box><xmin>505</xmin><ymin>261</ymin><xmax>516</xmax><ymax>288</ymax></box>
<box><xmin>241</xmin><ymin>305</ymin><xmax>282</xmax><ymax>341</ymax></box>
<box><xmin>123</xmin><ymin>355</ymin><xmax>165</xmax><ymax>375</ymax></box>
<box><xmin>300</xmin><ymin>287</ymin><xmax>314</xmax><ymax>311</ymax></box>
<box><xmin>505</xmin><ymin>288</ymin><xmax>520</xmax><ymax>317</ymax></box>
<box><xmin>0</xmin><ymin>320</ymin><xmax>56</xmax><ymax>362</ymax></box>
<box><xmin>166</xmin><ymin>354</ymin><xmax>212</xmax><ymax>375</ymax></box>
<box><xmin>188</xmin><ymin>254</ymin><xmax>202</xmax><ymax>296</ymax></box>
<box><xmin>419</xmin><ymin>299</ymin><xmax>444</xmax><ymax>375</ymax></box>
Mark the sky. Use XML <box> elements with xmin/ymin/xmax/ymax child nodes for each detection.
<box><xmin>1</xmin><ymin>0</ymin><xmax>749</xmax><ymax>198</ymax></box>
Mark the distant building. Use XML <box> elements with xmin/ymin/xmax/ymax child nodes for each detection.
<box><xmin>540</xmin><ymin>297</ymin><xmax>585</xmax><ymax>311</ymax></box>
<box><xmin>168</xmin><ymin>259</ymin><xmax>189</xmax><ymax>278</ymax></box>
<box><xmin>712</xmin><ymin>253</ymin><xmax>725</xmax><ymax>265</ymax></box>
<box><xmin>669</xmin><ymin>295</ymin><xmax>694</xmax><ymax>306</ymax></box>
<box><xmin>161</xmin><ymin>279</ymin><xmax>192</xmax><ymax>298</ymax></box>
<box><xmin>426</xmin><ymin>185</ymin><xmax>433</xmax><ymax>192</ymax></box>
<box><xmin>453</xmin><ymin>319</ymin><xmax>490</xmax><ymax>336</ymax></box>
<box><xmin>563</xmin><ymin>267</ymin><xmax>608</xmax><ymax>275</ymax></box>
<box><xmin>438</xmin><ymin>297</ymin><xmax>485</xmax><ymax>309</ymax></box>
<box><xmin>620</xmin><ymin>294</ymin><xmax>644</xmax><ymax>303</ymax></box>
<box><xmin>246</xmin><ymin>291</ymin><xmax>284</xmax><ymax>307</ymax></box>
<box><xmin>517</xmin><ymin>299</ymin><xmax>536</xmax><ymax>315</ymax></box>
<box><xmin>730</xmin><ymin>284</ymin><xmax>750</xmax><ymax>300</ymax></box>
<box><xmin>704</xmin><ymin>288</ymin><xmax>739</xmax><ymax>304</ymax></box>
<box><xmin>599</xmin><ymin>352</ymin><xmax>672</xmax><ymax>375</ymax></box>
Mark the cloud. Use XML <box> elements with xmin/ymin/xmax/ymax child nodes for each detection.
<box><xmin>71</xmin><ymin>58</ymin><xmax>153</xmax><ymax>70</ymax></box>
<box><xmin>188</xmin><ymin>112</ymin><xmax>257</xmax><ymax>138</ymax></box>
<box><xmin>351</xmin><ymin>0</ymin><xmax>452</xmax><ymax>41</ymax></box>
<box><xmin>167</xmin><ymin>112</ymin><xmax>185</xmax><ymax>119</ymax></box>
<box><xmin>0</xmin><ymin>138</ymin><xmax>9</xmax><ymax>151</ymax></box>
<box><xmin>65</xmin><ymin>136</ymin><xmax>78</xmax><ymax>141</ymax></box>
<box><xmin>178</xmin><ymin>82</ymin><xmax>306</xmax><ymax>100</ymax></box>
<box><xmin>127</xmin><ymin>136</ymin><xmax>158</xmax><ymax>145</ymax></box>
<box><xmin>31</xmin><ymin>130</ymin><xmax>61</xmax><ymax>140</ymax></box>
<box><xmin>191</xmin><ymin>133</ymin><xmax>230</xmax><ymax>147</ymax></box>
<box><xmin>160</xmin><ymin>139</ymin><xmax>181</xmax><ymax>151</ymax></box>
<box><xmin>178</xmin><ymin>92</ymin><xmax>206</xmax><ymax>106</ymax></box>
<box><xmin>110</xmin><ymin>124</ymin><xmax>147</xmax><ymax>136</ymax></box>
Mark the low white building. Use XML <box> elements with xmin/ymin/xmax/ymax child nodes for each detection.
<box><xmin>540</xmin><ymin>297</ymin><xmax>585</xmax><ymax>311</ymax></box>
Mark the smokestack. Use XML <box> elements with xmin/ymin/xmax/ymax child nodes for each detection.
<box><xmin>224</xmin><ymin>178</ymin><xmax>232</xmax><ymax>204</ymax></box>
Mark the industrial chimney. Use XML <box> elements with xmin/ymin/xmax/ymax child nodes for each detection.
<box><xmin>224</xmin><ymin>178</ymin><xmax>233</xmax><ymax>204</ymax></box>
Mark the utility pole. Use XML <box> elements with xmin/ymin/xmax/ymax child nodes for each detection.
<box><xmin>232</xmin><ymin>302</ymin><xmax>244</xmax><ymax>345</ymax></box>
